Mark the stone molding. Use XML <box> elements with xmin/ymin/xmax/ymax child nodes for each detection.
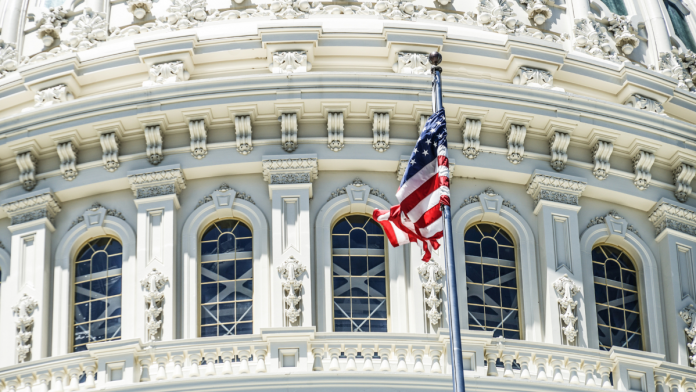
<box><xmin>372</xmin><ymin>113</ymin><xmax>390</xmax><ymax>153</ymax></box>
<box><xmin>587</xmin><ymin>210</ymin><xmax>640</xmax><ymax>238</ymax></box>
<box><xmin>460</xmin><ymin>187</ymin><xmax>519</xmax><ymax>214</ymax></box>
<box><xmin>327</xmin><ymin>178</ymin><xmax>388</xmax><ymax>202</ymax></box>
<box><xmin>393</xmin><ymin>52</ymin><xmax>430</xmax><ymax>75</ymax></box>
<box><xmin>513</xmin><ymin>67</ymin><xmax>564</xmax><ymax>92</ymax></box>
<box><xmin>632</xmin><ymin>150</ymin><xmax>655</xmax><ymax>191</ymax></box>
<box><xmin>261</xmin><ymin>155</ymin><xmax>318</xmax><ymax>184</ymax></box>
<box><xmin>648</xmin><ymin>198</ymin><xmax>696</xmax><ymax>237</ymax></box>
<box><xmin>143</xmin><ymin>62</ymin><xmax>190</xmax><ymax>87</ymax></box>
<box><xmin>69</xmin><ymin>202</ymin><xmax>127</xmax><ymax>229</ymax></box>
<box><xmin>624</xmin><ymin>94</ymin><xmax>665</xmax><ymax>116</ymax></box>
<box><xmin>1</xmin><ymin>189</ymin><xmax>62</xmax><ymax>225</ymax></box>
<box><xmin>548</xmin><ymin>131</ymin><xmax>570</xmax><ymax>171</ymax></box>
<box><xmin>525</xmin><ymin>170</ymin><xmax>587</xmax><ymax>208</ymax></box>
<box><xmin>673</xmin><ymin>163</ymin><xmax>696</xmax><ymax>203</ymax></box>
<box><xmin>16</xmin><ymin>152</ymin><xmax>38</xmax><ymax>192</ymax></box>
<box><xmin>144</xmin><ymin>125</ymin><xmax>164</xmax><ymax>165</ymax></box>
<box><xmin>127</xmin><ymin>165</ymin><xmax>186</xmax><ymax>199</ymax></box>
<box><xmin>506</xmin><ymin>124</ymin><xmax>526</xmax><ymax>164</ymax></box>
<box><xmin>279</xmin><ymin>113</ymin><xmax>298</xmax><ymax>153</ymax></box>
<box><xmin>234</xmin><ymin>116</ymin><xmax>253</xmax><ymax>155</ymax></box>
<box><xmin>270</xmin><ymin>51</ymin><xmax>311</xmax><ymax>74</ymax></box>
<box><xmin>195</xmin><ymin>183</ymin><xmax>255</xmax><ymax>209</ymax></box>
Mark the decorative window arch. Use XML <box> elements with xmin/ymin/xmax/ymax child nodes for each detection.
<box><xmin>199</xmin><ymin>219</ymin><xmax>253</xmax><ymax>337</ymax></box>
<box><xmin>72</xmin><ymin>237</ymin><xmax>123</xmax><ymax>352</ymax></box>
<box><xmin>464</xmin><ymin>223</ymin><xmax>521</xmax><ymax>339</ymax></box>
<box><xmin>331</xmin><ymin>215</ymin><xmax>388</xmax><ymax>332</ymax></box>
<box><xmin>665</xmin><ymin>0</ymin><xmax>696</xmax><ymax>51</ymax></box>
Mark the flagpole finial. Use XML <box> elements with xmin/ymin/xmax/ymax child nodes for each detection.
<box><xmin>428</xmin><ymin>51</ymin><xmax>442</xmax><ymax>66</ymax></box>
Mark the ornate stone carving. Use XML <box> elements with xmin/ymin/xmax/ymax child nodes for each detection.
<box><xmin>462</xmin><ymin>119</ymin><xmax>481</xmax><ymax>159</ymax></box>
<box><xmin>279</xmin><ymin>113</ymin><xmax>299</xmax><ymax>152</ymax></box>
<box><xmin>162</xmin><ymin>0</ymin><xmax>209</xmax><ymax>29</ymax></box>
<box><xmin>607</xmin><ymin>15</ymin><xmax>639</xmax><ymax>55</ymax></box>
<box><xmin>624</xmin><ymin>94</ymin><xmax>665</xmax><ymax>116</ymax></box>
<box><xmin>144</xmin><ymin>125</ymin><xmax>164</xmax><ymax>165</ymax></box>
<box><xmin>33</xmin><ymin>85</ymin><xmax>73</xmax><ymax>109</ymax></box>
<box><xmin>68</xmin><ymin>9</ymin><xmax>108</xmax><ymax>51</ymax></box>
<box><xmin>278</xmin><ymin>256</ymin><xmax>305</xmax><ymax>324</ymax></box>
<box><xmin>0</xmin><ymin>40</ymin><xmax>18</xmax><ymax>78</ymax></box>
<box><xmin>372</xmin><ymin>113</ymin><xmax>390</xmax><ymax>152</ymax></box>
<box><xmin>418</xmin><ymin>261</ymin><xmax>444</xmax><ymax>325</ymax></box>
<box><xmin>553</xmin><ymin>275</ymin><xmax>580</xmax><ymax>344</ymax></box>
<box><xmin>35</xmin><ymin>7</ymin><xmax>68</xmax><ymax>47</ymax></box>
<box><xmin>477</xmin><ymin>0</ymin><xmax>518</xmax><ymax>34</ymax></box>
<box><xmin>506</xmin><ymin>124</ymin><xmax>526</xmax><ymax>164</ymax></box>
<box><xmin>143</xmin><ymin>62</ymin><xmax>190</xmax><ymax>87</ymax></box>
<box><xmin>270</xmin><ymin>51</ymin><xmax>311</xmax><ymax>74</ymax></box>
<box><xmin>127</xmin><ymin>0</ymin><xmax>153</xmax><ymax>19</ymax></box>
<box><xmin>195</xmin><ymin>183</ymin><xmax>255</xmax><ymax>209</ymax></box>
<box><xmin>513</xmin><ymin>67</ymin><xmax>564</xmax><ymax>91</ymax></box>
<box><xmin>327</xmin><ymin>112</ymin><xmax>344</xmax><ymax>152</ymax></box>
<box><xmin>141</xmin><ymin>269</ymin><xmax>168</xmax><ymax>341</ymax></box>
<box><xmin>519</xmin><ymin>0</ymin><xmax>551</xmax><ymax>25</ymax></box>
<box><xmin>674</xmin><ymin>163</ymin><xmax>696</xmax><ymax>203</ymax></box>
<box><xmin>632</xmin><ymin>150</ymin><xmax>655</xmax><ymax>191</ymax></box>
<box><xmin>57</xmin><ymin>141</ymin><xmax>78</xmax><ymax>181</ymax></box>
<box><xmin>680</xmin><ymin>304</ymin><xmax>696</xmax><ymax>366</ymax></box>
<box><xmin>373</xmin><ymin>0</ymin><xmax>421</xmax><ymax>20</ymax></box>
<box><xmin>415</xmin><ymin>9</ymin><xmax>477</xmax><ymax>24</ymax></box>
<box><xmin>235</xmin><ymin>116</ymin><xmax>253</xmax><ymax>155</ymax></box>
<box><xmin>327</xmin><ymin>178</ymin><xmax>388</xmax><ymax>202</ymax></box>
<box><xmin>393</xmin><ymin>52</ymin><xmax>430</xmax><ymax>75</ymax></box>
<box><xmin>100</xmin><ymin>132</ymin><xmax>120</xmax><ymax>172</ymax></box>
<box><xmin>526</xmin><ymin>172</ymin><xmax>587</xmax><ymax>208</ymax></box>
<box><xmin>16</xmin><ymin>152</ymin><xmax>38</xmax><ymax>191</ymax></box>
<box><xmin>460</xmin><ymin>187</ymin><xmax>520</xmax><ymax>213</ymax></box>
<box><xmin>573</xmin><ymin>18</ymin><xmax>620</xmax><ymax>62</ymax></box>
<box><xmin>69</xmin><ymin>202</ymin><xmax>126</xmax><ymax>229</ymax></box>
<box><xmin>587</xmin><ymin>210</ymin><xmax>640</xmax><ymax>238</ymax></box>
<box><xmin>659</xmin><ymin>49</ymin><xmax>694</xmax><ymax>92</ymax></box>
<box><xmin>648</xmin><ymin>200</ymin><xmax>696</xmax><ymax>237</ymax></box>
<box><xmin>262</xmin><ymin>156</ymin><xmax>318</xmax><ymax>184</ymax></box>
<box><xmin>127</xmin><ymin>166</ymin><xmax>186</xmax><ymax>198</ymax></box>
<box><xmin>679</xmin><ymin>49</ymin><xmax>696</xmax><ymax>90</ymax></box>
<box><xmin>13</xmin><ymin>294</ymin><xmax>38</xmax><ymax>363</ymax></box>
<box><xmin>1</xmin><ymin>190</ymin><xmax>62</xmax><ymax>225</ymax></box>
<box><xmin>549</xmin><ymin>131</ymin><xmax>570</xmax><ymax>171</ymax></box>
<box><xmin>189</xmin><ymin>120</ymin><xmax>207</xmax><ymax>160</ymax></box>
<box><xmin>591</xmin><ymin>140</ymin><xmax>613</xmax><ymax>180</ymax></box>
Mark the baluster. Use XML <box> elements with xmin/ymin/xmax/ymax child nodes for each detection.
<box><xmin>517</xmin><ymin>353</ymin><xmax>532</xmax><ymax>380</ymax></box>
<box><xmin>534</xmin><ymin>356</ymin><xmax>548</xmax><ymax>381</ymax></box>
<box><xmin>170</xmin><ymin>353</ymin><xmax>184</xmax><ymax>379</ymax></box>
<box><xmin>344</xmin><ymin>346</ymin><xmax>358</xmax><ymax>371</ymax></box>
<box><xmin>138</xmin><ymin>358</ymin><xmax>152</xmax><ymax>382</ymax></box>
<box><xmin>429</xmin><ymin>348</ymin><xmax>443</xmax><ymax>374</ymax></box>
<box><xmin>20</xmin><ymin>374</ymin><xmax>35</xmax><ymax>392</ymax></box>
<box><xmin>582</xmin><ymin>362</ymin><xmax>596</xmax><ymax>386</ymax></box>
<box><xmin>310</xmin><ymin>345</ymin><xmax>324</xmax><ymax>371</ymax></box>
<box><xmin>654</xmin><ymin>373</ymin><xmax>666</xmax><ymax>392</ymax></box>
<box><xmin>66</xmin><ymin>367</ymin><xmax>81</xmax><ymax>391</ymax></box>
<box><xmin>567</xmin><ymin>360</ymin><xmax>580</xmax><ymax>384</ymax></box>
<box><xmin>203</xmin><ymin>352</ymin><xmax>217</xmax><ymax>376</ymax></box>
<box><xmin>155</xmin><ymin>355</ymin><xmax>168</xmax><ymax>380</ymax></box>
<box><xmin>412</xmin><ymin>348</ymin><xmax>425</xmax><ymax>373</ymax></box>
<box><xmin>254</xmin><ymin>348</ymin><xmax>268</xmax><ymax>373</ymax></box>
<box><xmin>485</xmin><ymin>351</ymin><xmax>498</xmax><ymax>377</ymax></box>
<box><xmin>550</xmin><ymin>358</ymin><xmax>564</xmax><ymax>383</ymax></box>
<box><xmin>597</xmin><ymin>365</ymin><xmax>612</xmax><ymax>389</ymax></box>
<box><xmin>51</xmin><ymin>369</ymin><xmax>66</xmax><ymax>391</ymax></box>
<box><xmin>683</xmin><ymin>380</ymin><xmax>696</xmax><ymax>392</ymax></box>
<box><xmin>35</xmin><ymin>372</ymin><xmax>50</xmax><ymax>392</ymax></box>
<box><xmin>238</xmin><ymin>349</ymin><xmax>251</xmax><ymax>374</ymax></box>
<box><xmin>188</xmin><ymin>353</ymin><xmax>201</xmax><ymax>377</ymax></box>
<box><xmin>220</xmin><ymin>351</ymin><xmax>234</xmax><ymax>375</ymax></box>
<box><xmin>379</xmin><ymin>348</ymin><xmax>392</xmax><ymax>372</ymax></box>
<box><xmin>83</xmin><ymin>364</ymin><xmax>97</xmax><ymax>388</ymax></box>
<box><xmin>395</xmin><ymin>347</ymin><xmax>408</xmax><ymax>373</ymax></box>
<box><xmin>5</xmin><ymin>378</ymin><xmax>20</xmax><ymax>392</ymax></box>
<box><xmin>328</xmin><ymin>347</ymin><xmax>341</xmax><ymax>371</ymax></box>
<box><xmin>361</xmin><ymin>347</ymin><xmax>375</xmax><ymax>371</ymax></box>
<box><xmin>501</xmin><ymin>352</ymin><xmax>516</xmax><ymax>378</ymax></box>
<box><xmin>666</xmin><ymin>378</ymin><xmax>681</xmax><ymax>392</ymax></box>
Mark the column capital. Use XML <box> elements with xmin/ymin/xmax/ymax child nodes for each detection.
<box><xmin>127</xmin><ymin>164</ymin><xmax>186</xmax><ymax>200</ymax></box>
<box><xmin>526</xmin><ymin>170</ymin><xmax>587</xmax><ymax>213</ymax></box>
<box><xmin>649</xmin><ymin>198</ymin><xmax>696</xmax><ymax>241</ymax></box>
<box><xmin>1</xmin><ymin>188</ymin><xmax>61</xmax><ymax>228</ymax></box>
<box><xmin>261</xmin><ymin>154</ymin><xmax>318</xmax><ymax>185</ymax></box>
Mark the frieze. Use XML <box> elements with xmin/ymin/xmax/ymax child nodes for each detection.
<box><xmin>69</xmin><ymin>202</ymin><xmax>126</xmax><ymax>229</ymax></box>
<box><xmin>195</xmin><ymin>183</ymin><xmax>256</xmax><ymax>209</ymax></box>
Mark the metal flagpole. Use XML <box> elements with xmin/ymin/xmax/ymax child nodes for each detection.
<box><xmin>429</xmin><ymin>51</ymin><xmax>466</xmax><ymax>392</ymax></box>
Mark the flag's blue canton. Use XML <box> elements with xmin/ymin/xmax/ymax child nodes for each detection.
<box><xmin>399</xmin><ymin>109</ymin><xmax>448</xmax><ymax>189</ymax></box>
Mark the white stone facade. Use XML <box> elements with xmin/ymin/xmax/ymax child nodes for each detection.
<box><xmin>0</xmin><ymin>0</ymin><xmax>696</xmax><ymax>389</ymax></box>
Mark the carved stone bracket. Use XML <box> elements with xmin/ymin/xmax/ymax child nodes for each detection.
<box><xmin>1</xmin><ymin>189</ymin><xmax>62</xmax><ymax>225</ymax></box>
<box><xmin>278</xmin><ymin>256</ymin><xmax>306</xmax><ymax>324</ymax></box>
<box><xmin>327</xmin><ymin>112</ymin><xmax>344</xmax><ymax>152</ymax></box>
<box><xmin>189</xmin><ymin>120</ymin><xmax>207</xmax><ymax>160</ymax></box>
<box><xmin>270</xmin><ymin>51</ymin><xmax>311</xmax><ymax>73</ymax></box>
<box><xmin>506</xmin><ymin>124</ymin><xmax>526</xmax><ymax>164</ymax></box>
<box><xmin>513</xmin><ymin>67</ymin><xmax>564</xmax><ymax>91</ymax></box>
<box><xmin>127</xmin><ymin>166</ymin><xmax>187</xmax><ymax>199</ymax></box>
<box><xmin>141</xmin><ymin>269</ymin><xmax>168</xmax><ymax>341</ymax></box>
<box><xmin>553</xmin><ymin>275</ymin><xmax>580</xmax><ymax>344</ymax></box>
<box><xmin>13</xmin><ymin>294</ymin><xmax>38</xmax><ymax>363</ymax></box>
<box><xmin>680</xmin><ymin>304</ymin><xmax>696</xmax><ymax>366</ymax></box>
<box><xmin>280</xmin><ymin>113</ymin><xmax>298</xmax><ymax>152</ymax></box>
<box><xmin>143</xmin><ymin>61</ymin><xmax>189</xmax><ymax>87</ymax></box>
<box><xmin>372</xmin><ymin>113</ymin><xmax>390</xmax><ymax>152</ymax></box>
<box><xmin>57</xmin><ymin>141</ymin><xmax>79</xmax><ymax>181</ymax></box>
<box><xmin>462</xmin><ymin>119</ymin><xmax>481</xmax><ymax>159</ymax></box>
<box><xmin>549</xmin><ymin>131</ymin><xmax>570</xmax><ymax>171</ymax></box>
<box><xmin>327</xmin><ymin>178</ymin><xmax>388</xmax><ymax>203</ymax></box>
<box><xmin>526</xmin><ymin>171</ymin><xmax>587</xmax><ymax>208</ymax></box>
<box><xmin>393</xmin><ymin>52</ymin><xmax>430</xmax><ymax>75</ymax></box>
<box><xmin>648</xmin><ymin>199</ymin><xmax>696</xmax><ymax>237</ymax></box>
<box><xmin>624</xmin><ymin>94</ymin><xmax>665</xmax><ymax>116</ymax></box>
<box><xmin>673</xmin><ymin>163</ymin><xmax>696</xmax><ymax>203</ymax></box>
<box><xmin>100</xmin><ymin>132</ymin><xmax>120</xmax><ymax>172</ymax></box>
<box><xmin>591</xmin><ymin>140</ymin><xmax>613</xmax><ymax>180</ymax></box>
<box><xmin>632</xmin><ymin>150</ymin><xmax>655</xmax><ymax>191</ymax></box>
<box><xmin>418</xmin><ymin>261</ymin><xmax>444</xmax><ymax>326</ymax></box>
<box><xmin>16</xmin><ymin>152</ymin><xmax>38</xmax><ymax>191</ymax></box>
<box><xmin>144</xmin><ymin>125</ymin><xmax>164</xmax><ymax>165</ymax></box>
<box><xmin>262</xmin><ymin>155</ymin><xmax>318</xmax><ymax>185</ymax></box>
<box><xmin>235</xmin><ymin>116</ymin><xmax>253</xmax><ymax>155</ymax></box>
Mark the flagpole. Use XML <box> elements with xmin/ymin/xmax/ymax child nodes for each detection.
<box><xmin>429</xmin><ymin>51</ymin><xmax>466</xmax><ymax>392</ymax></box>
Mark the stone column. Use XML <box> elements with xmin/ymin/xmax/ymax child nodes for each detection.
<box><xmin>526</xmin><ymin>170</ymin><xmax>588</xmax><ymax>347</ymax></box>
<box><xmin>648</xmin><ymin>198</ymin><xmax>696</xmax><ymax>366</ymax></box>
<box><xmin>0</xmin><ymin>0</ymin><xmax>23</xmax><ymax>44</ymax></box>
<box><xmin>642</xmin><ymin>0</ymin><xmax>673</xmax><ymax>54</ymax></box>
<box><xmin>262</xmin><ymin>154</ymin><xmax>317</xmax><ymax>328</ymax></box>
<box><xmin>127</xmin><ymin>165</ymin><xmax>186</xmax><ymax>342</ymax></box>
<box><xmin>0</xmin><ymin>189</ymin><xmax>61</xmax><ymax>366</ymax></box>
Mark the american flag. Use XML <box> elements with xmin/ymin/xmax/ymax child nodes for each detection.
<box><xmin>372</xmin><ymin>108</ymin><xmax>450</xmax><ymax>261</ymax></box>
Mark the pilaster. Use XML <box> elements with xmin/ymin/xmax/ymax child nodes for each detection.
<box><xmin>648</xmin><ymin>198</ymin><xmax>696</xmax><ymax>366</ymax></box>
<box><xmin>127</xmin><ymin>165</ymin><xmax>186</xmax><ymax>342</ymax></box>
<box><xmin>526</xmin><ymin>170</ymin><xmax>588</xmax><ymax>347</ymax></box>
<box><xmin>0</xmin><ymin>189</ymin><xmax>61</xmax><ymax>365</ymax></box>
<box><xmin>262</xmin><ymin>155</ymin><xmax>317</xmax><ymax>328</ymax></box>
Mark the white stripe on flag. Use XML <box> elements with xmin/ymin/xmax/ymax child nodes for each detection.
<box><xmin>406</xmin><ymin>187</ymin><xmax>441</xmax><ymax>223</ymax></box>
<box><xmin>419</xmin><ymin>215</ymin><xmax>444</xmax><ymax>238</ymax></box>
<box><xmin>396</xmin><ymin>159</ymin><xmax>438</xmax><ymax>202</ymax></box>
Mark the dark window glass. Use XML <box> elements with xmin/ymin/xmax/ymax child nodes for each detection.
<box><xmin>332</xmin><ymin>216</ymin><xmax>387</xmax><ymax>332</ymax></box>
<box><xmin>600</xmin><ymin>0</ymin><xmax>627</xmax><ymax>15</ymax></box>
<box><xmin>73</xmin><ymin>237</ymin><xmax>122</xmax><ymax>352</ymax></box>
<box><xmin>592</xmin><ymin>245</ymin><xmax>642</xmax><ymax>351</ymax></box>
<box><xmin>464</xmin><ymin>224</ymin><xmax>520</xmax><ymax>339</ymax></box>
<box><xmin>666</xmin><ymin>1</ymin><xmax>696</xmax><ymax>51</ymax></box>
<box><xmin>200</xmin><ymin>220</ymin><xmax>253</xmax><ymax>337</ymax></box>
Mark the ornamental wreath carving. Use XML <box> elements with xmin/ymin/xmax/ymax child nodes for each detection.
<box><xmin>141</xmin><ymin>269</ymin><xmax>168</xmax><ymax>341</ymax></box>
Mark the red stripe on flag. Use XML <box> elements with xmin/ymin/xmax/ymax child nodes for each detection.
<box><xmin>400</xmin><ymin>174</ymin><xmax>440</xmax><ymax>214</ymax></box>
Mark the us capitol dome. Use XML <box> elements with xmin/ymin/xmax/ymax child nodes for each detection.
<box><xmin>0</xmin><ymin>0</ymin><xmax>696</xmax><ymax>389</ymax></box>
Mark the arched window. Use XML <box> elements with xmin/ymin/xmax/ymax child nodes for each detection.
<box><xmin>592</xmin><ymin>245</ymin><xmax>642</xmax><ymax>351</ymax></box>
<box><xmin>200</xmin><ymin>220</ymin><xmax>253</xmax><ymax>337</ymax></box>
<box><xmin>601</xmin><ymin>0</ymin><xmax>628</xmax><ymax>15</ymax></box>
<box><xmin>73</xmin><ymin>237</ymin><xmax>123</xmax><ymax>352</ymax></box>
<box><xmin>332</xmin><ymin>215</ymin><xmax>387</xmax><ymax>332</ymax></box>
<box><xmin>666</xmin><ymin>0</ymin><xmax>696</xmax><ymax>51</ymax></box>
<box><xmin>464</xmin><ymin>224</ymin><xmax>520</xmax><ymax>339</ymax></box>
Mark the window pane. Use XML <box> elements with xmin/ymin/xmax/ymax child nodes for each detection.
<box><xmin>666</xmin><ymin>1</ymin><xmax>696</xmax><ymax>51</ymax></box>
<box><xmin>600</xmin><ymin>0</ymin><xmax>627</xmax><ymax>15</ymax></box>
<box><xmin>73</xmin><ymin>238</ymin><xmax>123</xmax><ymax>352</ymax></box>
<box><xmin>332</xmin><ymin>216</ymin><xmax>388</xmax><ymax>332</ymax></box>
<box><xmin>464</xmin><ymin>224</ymin><xmax>520</xmax><ymax>339</ymax></box>
<box><xmin>199</xmin><ymin>220</ymin><xmax>253</xmax><ymax>337</ymax></box>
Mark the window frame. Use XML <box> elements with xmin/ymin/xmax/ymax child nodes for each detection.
<box><xmin>330</xmin><ymin>213</ymin><xmax>391</xmax><ymax>333</ymax></box>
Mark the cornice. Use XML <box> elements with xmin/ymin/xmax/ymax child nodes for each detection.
<box><xmin>648</xmin><ymin>197</ymin><xmax>696</xmax><ymax>238</ymax></box>
<box><xmin>0</xmin><ymin>188</ymin><xmax>61</xmax><ymax>225</ymax></box>
<box><xmin>126</xmin><ymin>164</ymin><xmax>187</xmax><ymax>198</ymax></box>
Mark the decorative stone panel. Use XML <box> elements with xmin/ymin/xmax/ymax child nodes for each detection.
<box><xmin>1</xmin><ymin>189</ymin><xmax>62</xmax><ymax>225</ymax></box>
<box><xmin>513</xmin><ymin>67</ymin><xmax>564</xmax><ymax>91</ymax></box>
<box><xmin>262</xmin><ymin>155</ymin><xmax>318</xmax><ymax>184</ymax></box>
<box><xmin>607</xmin><ymin>15</ymin><xmax>639</xmax><ymax>55</ymax></box>
<box><xmin>624</xmin><ymin>94</ymin><xmax>665</xmax><ymax>116</ymax></box>
<box><xmin>141</xmin><ymin>269</ymin><xmax>168</xmax><ymax>341</ymax></box>
<box><xmin>418</xmin><ymin>261</ymin><xmax>444</xmax><ymax>326</ymax></box>
<box><xmin>127</xmin><ymin>165</ymin><xmax>186</xmax><ymax>199</ymax></box>
<box><xmin>519</xmin><ymin>0</ymin><xmax>551</xmax><ymax>25</ymax></box>
<box><xmin>33</xmin><ymin>85</ymin><xmax>73</xmax><ymax>109</ymax></box>
<box><xmin>143</xmin><ymin>62</ymin><xmax>190</xmax><ymax>87</ymax></box>
<box><xmin>553</xmin><ymin>275</ymin><xmax>580</xmax><ymax>345</ymax></box>
<box><xmin>127</xmin><ymin>0</ymin><xmax>153</xmax><ymax>19</ymax></box>
<box><xmin>270</xmin><ymin>51</ymin><xmax>311</xmax><ymax>74</ymax></box>
<box><xmin>680</xmin><ymin>304</ymin><xmax>696</xmax><ymax>366</ymax></box>
<box><xmin>393</xmin><ymin>52</ymin><xmax>430</xmax><ymax>75</ymax></box>
<box><xmin>526</xmin><ymin>170</ymin><xmax>587</xmax><ymax>208</ymax></box>
<box><xmin>648</xmin><ymin>198</ymin><xmax>696</xmax><ymax>237</ymax></box>
<box><xmin>278</xmin><ymin>256</ymin><xmax>305</xmax><ymax>325</ymax></box>
<box><xmin>12</xmin><ymin>294</ymin><xmax>38</xmax><ymax>363</ymax></box>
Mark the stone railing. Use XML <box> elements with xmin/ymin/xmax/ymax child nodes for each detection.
<box><xmin>1</xmin><ymin>329</ymin><xmax>694</xmax><ymax>391</ymax></box>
